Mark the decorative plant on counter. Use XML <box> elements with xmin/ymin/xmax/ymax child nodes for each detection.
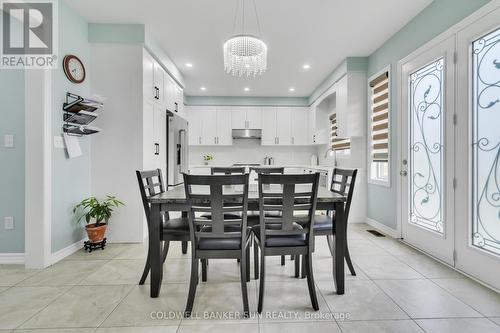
<box><xmin>74</xmin><ymin>195</ymin><xmax>124</xmax><ymax>243</ymax></box>
<box><xmin>203</xmin><ymin>154</ymin><xmax>214</xmax><ymax>165</ymax></box>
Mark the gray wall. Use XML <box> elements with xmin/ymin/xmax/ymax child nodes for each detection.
<box><xmin>51</xmin><ymin>1</ymin><xmax>91</xmax><ymax>253</ymax></box>
<box><xmin>366</xmin><ymin>0</ymin><xmax>491</xmax><ymax>229</ymax></box>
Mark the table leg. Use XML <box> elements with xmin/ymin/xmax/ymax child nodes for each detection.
<box><xmin>149</xmin><ymin>203</ymin><xmax>163</xmax><ymax>298</ymax></box>
<box><xmin>333</xmin><ymin>201</ymin><xmax>345</xmax><ymax>295</ymax></box>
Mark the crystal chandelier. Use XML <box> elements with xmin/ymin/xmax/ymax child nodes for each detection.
<box><xmin>224</xmin><ymin>0</ymin><xmax>267</xmax><ymax>77</ymax></box>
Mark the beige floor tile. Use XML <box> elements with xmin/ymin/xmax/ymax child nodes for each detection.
<box><xmin>0</xmin><ymin>286</ymin><xmax>69</xmax><ymax>329</ymax></box>
<box><xmin>415</xmin><ymin>318</ymin><xmax>500</xmax><ymax>333</ymax></box>
<box><xmin>397</xmin><ymin>255</ymin><xmax>463</xmax><ymax>279</ymax></box>
<box><xmin>339</xmin><ymin>320</ymin><xmax>424</xmax><ymax>333</ymax></box>
<box><xmin>163</xmin><ymin>242</ymin><xmax>192</xmax><ymax>259</ymax></box>
<box><xmin>432</xmin><ymin>278</ymin><xmax>500</xmax><ymax>317</ymax></box>
<box><xmin>346</xmin><ymin>240</ymin><xmax>391</xmax><ymax>257</ymax></box>
<box><xmin>20</xmin><ymin>285</ymin><xmax>132</xmax><ymax>329</ymax></box>
<box><xmin>255</xmin><ymin>280</ymin><xmax>331</xmax><ymax>323</ymax></box>
<box><xmin>64</xmin><ymin>244</ymin><xmax>129</xmax><ymax>261</ymax></box>
<box><xmin>313</xmin><ymin>257</ymin><xmax>369</xmax><ymax>281</ymax></box>
<box><xmin>375</xmin><ymin>279</ymin><xmax>481</xmax><ymax>318</ymax></box>
<box><xmin>490</xmin><ymin>317</ymin><xmax>500</xmax><ymax>326</ymax></box>
<box><xmin>0</xmin><ymin>287</ymin><xmax>7</xmax><ymax>294</ymax></box>
<box><xmin>354</xmin><ymin>255</ymin><xmax>424</xmax><ymax>279</ymax></box>
<box><xmin>15</xmin><ymin>329</ymin><xmax>93</xmax><ymax>333</ymax></box>
<box><xmin>317</xmin><ymin>279</ymin><xmax>408</xmax><ymax>321</ymax></box>
<box><xmin>113</xmin><ymin>243</ymin><xmax>149</xmax><ymax>260</ymax></box>
<box><xmin>95</xmin><ymin>327</ymin><xmax>178</xmax><ymax>333</ymax></box>
<box><xmin>79</xmin><ymin>260</ymin><xmax>145</xmax><ymax>285</ymax></box>
<box><xmin>182</xmin><ymin>281</ymin><xmax>258</xmax><ymax>324</ymax></box>
<box><xmin>100</xmin><ymin>284</ymin><xmax>186</xmax><ymax>327</ymax></box>
<box><xmin>0</xmin><ymin>265</ymin><xmax>39</xmax><ymax>287</ymax></box>
<box><xmin>178</xmin><ymin>322</ymin><xmax>259</xmax><ymax>333</ymax></box>
<box><xmin>19</xmin><ymin>261</ymin><xmax>107</xmax><ymax>286</ymax></box>
<box><xmin>260</xmin><ymin>321</ymin><xmax>341</xmax><ymax>332</ymax></box>
<box><xmin>370</xmin><ymin>238</ymin><xmax>422</xmax><ymax>256</ymax></box>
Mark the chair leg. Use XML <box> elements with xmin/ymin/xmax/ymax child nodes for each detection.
<box><xmin>290</xmin><ymin>255</ymin><xmax>294</xmax><ymax>260</ymax></box>
<box><xmin>201</xmin><ymin>259</ymin><xmax>208</xmax><ymax>282</ymax></box>
<box><xmin>184</xmin><ymin>258</ymin><xmax>199</xmax><ymax>317</ymax></box>
<box><xmin>305</xmin><ymin>252</ymin><xmax>319</xmax><ymax>311</ymax></box>
<box><xmin>253</xmin><ymin>238</ymin><xmax>259</xmax><ymax>279</ymax></box>
<box><xmin>281</xmin><ymin>255</ymin><xmax>285</xmax><ymax>266</ymax></box>
<box><xmin>257</xmin><ymin>251</ymin><xmax>266</xmax><ymax>314</ymax></box>
<box><xmin>240</xmin><ymin>251</ymin><xmax>250</xmax><ymax>317</ymax></box>
<box><xmin>294</xmin><ymin>255</ymin><xmax>300</xmax><ymax>278</ymax></box>
<box><xmin>181</xmin><ymin>241</ymin><xmax>188</xmax><ymax>254</ymax></box>
<box><xmin>246</xmin><ymin>246</ymin><xmax>251</xmax><ymax>282</ymax></box>
<box><xmin>326</xmin><ymin>235</ymin><xmax>334</xmax><ymax>256</ymax></box>
<box><xmin>345</xmin><ymin>243</ymin><xmax>356</xmax><ymax>276</ymax></box>
<box><xmin>162</xmin><ymin>241</ymin><xmax>170</xmax><ymax>263</ymax></box>
<box><xmin>139</xmin><ymin>252</ymin><xmax>150</xmax><ymax>285</ymax></box>
<box><xmin>300</xmin><ymin>255</ymin><xmax>307</xmax><ymax>279</ymax></box>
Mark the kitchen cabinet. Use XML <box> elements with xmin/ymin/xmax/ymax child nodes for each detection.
<box><xmin>231</xmin><ymin>106</ymin><xmax>262</xmax><ymax>129</ymax></box>
<box><xmin>276</xmin><ymin>108</ymin><xmax>292</xmax><ymax>145</ymax></box>
<box><xmin>143</xmin><ymin>100</ymin><xmax>166</xmax><ymax>175</ymax></box>
<box><xmin>333</xmin><ymin>73</ymin><xmax>366</xmax><ymax>138</ymax></box>
<box><xmin>143</xmin><ymin>51</ymin><xmax>155</xmax><ymax>101</ymax></box>
<box><xmin>291</xmin><ymin>107</ymin><xmax>309</xmax><ymax>145</ymax></box>
<box><xmin>153</xmin><ymin>62</ymin><xmax>165</xmax><ymax>104</ymax></box>
<box><xmin>188</xmin><ymin>106</ymin><xmax>232</xmax><ymax>145</ymax></box>
<box><xmin>261</xmin><ymin>107</ymin><xmax>277</xmax><ymax>145</ymax></box>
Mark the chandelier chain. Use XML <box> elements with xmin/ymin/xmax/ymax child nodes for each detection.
<box><xmin>252</xmin><ymin>0</ymin><xmax>262</xmax><ymax>37</ymax></box>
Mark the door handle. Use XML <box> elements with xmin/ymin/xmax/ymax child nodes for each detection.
<box><xmin>400</xmin><ymin>170</ymin><xmax>408</xmax><ymax>176</ymax></box>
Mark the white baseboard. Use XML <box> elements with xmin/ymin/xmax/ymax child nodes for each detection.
<box><xmin>50</xmin><ymin>239</ymin><xmax>85</xmax><ymax>265</ymax></box>
<box><xmin>366</xmin><ymin>218</ymin><xmax>400</xmax><ymax>238</ymax></box>
<box><xmin>0</xmin><ymin>253</ymin><xmax>25</xmax><ymax>264</ymax></box>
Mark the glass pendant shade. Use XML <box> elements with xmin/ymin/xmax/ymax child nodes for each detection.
<box><xmin>223</xmin><ymin>35</ymin><xmax>267</xmax><ymax>77</ymax></box>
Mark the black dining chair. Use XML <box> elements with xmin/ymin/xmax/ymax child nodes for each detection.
<box><xmin>248</xmin><ymin>167</ymin><xmax>287</xmax><ymax>275</ymax></box>
<box><xmin>253</xmin><ymin>173</ymin><xmax>320</xmax><ymax>313</ymax></box>
<box><xmin>183</xmin><ymin>173</ymin><xmax>252</xmax><ymax>317</ymax></box>
<box><xmin>294</xmin><ymin>168</ymin><xmax>358</xmax><ymax>278</ymax></box>
<box><xmin>136</xmin><ymin>169</ymin><xmax>190</xmax><ymax>285</ymax></box>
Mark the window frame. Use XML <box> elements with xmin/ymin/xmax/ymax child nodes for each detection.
<box><xmin>368</xmin><ymin>66</ymin><xmax>391</xmax><ymax>187</ymax></box>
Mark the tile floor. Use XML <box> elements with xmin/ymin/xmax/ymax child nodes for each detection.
<box><xmin>1</xmin><ymin>223</ymin><xmax>500</xmax><ymax>332</ymax></box>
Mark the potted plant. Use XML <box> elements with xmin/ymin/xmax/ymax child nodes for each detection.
<box><xmin>74</xmin><ymin>195</ymin><xmax>124</xmax><ymax>243</ymax></box>
<box><xmin>203</xmin><ymin>154</ymin><xmax>213</xmax><ymax>165</ymax></box>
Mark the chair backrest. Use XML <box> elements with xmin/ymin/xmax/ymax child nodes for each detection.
<box><xmin>211</xmin><ymin>167</ymin><xmax>246</xmax><ymax>175</ymax></box>
<box><xmin>183</xmin><ymin>173</ymin><xmax>249</xmax><ymax>245</ymax></box>
<box><xmin>330</xmin><ymin>168</ymin><xmax>357</xmax><ymax>221</ymax></box>
<box><xmin>258</xmin><ymin>173</ymin><xmax>319</xmax><ymax>244</ymax></box>
<box><xmin>250</xmin><ymin>167</ymin><xmax>285</xmax><ymax>175</ymax></box>
<box><xmin>136</xmin><ymin>169</ymin><xmax>165</xmax><ymax>222</ymax></box>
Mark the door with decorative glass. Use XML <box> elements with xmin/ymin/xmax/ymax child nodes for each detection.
<box><xmin>455</xmin><ymin>7</ymin><xmax>500</xmax><ymax>290</ymax></box>
<box><xmin>400</xmin><ymin>37</ymin><xmax>456</xmax><ymax>265</ymax></box>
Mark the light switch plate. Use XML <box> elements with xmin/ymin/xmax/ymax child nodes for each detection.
<box><xmin>4</xmin><ymin>134</ymin><xmax>14</xmax><ymax>148</ymax></box>
<box><xmin>4</xmin><ymin>216</ymin><xmax>14</xmax><ymax>230</ymax></box>
<box><xmin>54</xmin><ymin>135</ymin><xmax>65</xmax><ymax>149</ymax></box>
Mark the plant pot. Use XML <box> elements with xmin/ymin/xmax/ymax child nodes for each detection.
<box><xmin>204</xmin><ymin>161</ymin><xmax>209</xmax><ymax>165</ymax></box>
<box><xmin>85</xmin><ymin>223</ymin><xmax>107</xmax><ymax>243</ymax></box>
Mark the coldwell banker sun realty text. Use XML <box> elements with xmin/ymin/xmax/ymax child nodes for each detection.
<box><xmin>1</xmin><ymin>0</ymin><xmax>58</xmax><ymax>68</ymax></box>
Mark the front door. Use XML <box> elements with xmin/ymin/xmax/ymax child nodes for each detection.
<box><xmin>400</xmin><ymin>36</ymin><xmax>456</xmax><ymax>265</ymax></box>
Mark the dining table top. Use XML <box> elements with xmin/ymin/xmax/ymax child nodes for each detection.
<box><xmin>148</xmin><ymin>184</ymin><xmax>346</xmax><ymax>204</ymax></box>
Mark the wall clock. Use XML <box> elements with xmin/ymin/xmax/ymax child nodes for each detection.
<box><xmin>63</xmin><ymin>55</ymin><xmax>86</xmax><ymax>84</ymax></box>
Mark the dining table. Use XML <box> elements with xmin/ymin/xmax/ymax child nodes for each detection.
<box><xmin>146</xmin><ymin>184</ymin><xmax>347</xmax><ymax>298</ymax></box>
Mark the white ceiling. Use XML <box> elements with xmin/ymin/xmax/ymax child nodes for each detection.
<box><xmin>64</xmin><ymin>0</ymin><xmax>432</xmax><ymax>97</ymax></box>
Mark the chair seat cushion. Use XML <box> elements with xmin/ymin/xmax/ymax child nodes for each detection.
<box><xmin>252</xmin><ymin>224</ymin><xmax>306</xmax><ymax>247</ymax></box>
<box><xmin>200</xmin><ymin>213</ymin><xmax>242</xmax><ymax>220</ymax></box>
<box><xmin>197</xmin><ymin>225</ymin><xmax>249</xmax><ymax>250</ymax></box>
<box><xmin>313</xmin><ymin>214</ymin><xmax>336</xmax><ymax>233</ymax></box>
<box><xmin>163</xmin><ymin>217</ymin><xmax>190</xmax><ymax>231</ymax></box>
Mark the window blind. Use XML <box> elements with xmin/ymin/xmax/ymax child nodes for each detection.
<box><xmin>370</xmin><ymin>72</ymin><xmax>389</xmax><ymax>162</ymax></box>
<box><xmin>330</xmin><ymin>113</ymin><xmax>350</xmax><ymax>151</ymax></box>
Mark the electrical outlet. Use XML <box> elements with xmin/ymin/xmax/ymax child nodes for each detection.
<box><xmin>4</xmin><ymin>216</ymin><xmax>14</xmax><ymax>230</ymax></box>
<box><xmin>4</xmin><ymin>134</ymin><xmax>14</xmax><ymax>148</ymax></box>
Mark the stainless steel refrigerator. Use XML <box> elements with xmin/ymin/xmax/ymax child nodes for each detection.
<box><xmin>167</xmin><ymin>111</ymin><xmax>189</xmax><ymax>188</ymax></box>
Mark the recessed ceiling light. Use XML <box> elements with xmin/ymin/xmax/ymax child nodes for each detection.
<box><xmin>186</xmin><ymin>63</ymin><xmax>193</xmax><ymax>68</ymax></box>
<box><xmin>244</xmin><ymin>64</ymin><xmax>250</xmax><ymax>68</ymax></box>
<box><xmin>303</xmin><ymin>64</ymin><xmax>311</xmax><ymax>70</ymax></box>
<box><xmin>244</xmin><ymin>87</ymin><xmax>250</xmax><ymax>92</ymax></box>
<box><xmin>289</xmin><ymin>87</ymin><xmax>295</xmax><ymax>92</ymax></box>
<box><xmin>200</xmin><ymin>86</ymin><xmax>206</xmax><ymax>91</ymax></box>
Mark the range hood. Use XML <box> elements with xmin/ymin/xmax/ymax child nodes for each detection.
<box><xmin>232</xmin><ymin>129</ymin><xmax>262</xmax><ymax>139</ymax></box>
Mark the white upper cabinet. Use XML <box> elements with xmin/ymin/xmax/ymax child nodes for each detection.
<box><xmin>231</xmin><ymin>106</ymin><xmax>262</xmax><ymax>129</ymax></box>
<box><xmin>276</xmin><ymin>108</ymin><xmax>292</xmax><ymax>145</ymax></box>
<box><xmin>153</xmin><ymin>62</ymin><xmax>165</xmax><ymax>104</ymax></box>
<box><xmin>143</xmin><ymin>51</ymin><xmax>155</xmax><ymax>101</ymax></box>
<box><xmin>200</xmin><ymin>106</ymin><xmax>217</xmax><ymax>145</ymax></box>
<box><xmin>291</xmin><ymin>107</ymin><xmax>310</xmax><ymax>145</ymax></box>
<box><xmin>188</xmin><ymin>106</ymin><xmax>203</xmax><ymax>145</ymax></box>
<box><xmin>215</xmin><ymin>106</ymin><xmax>233</xmax><ymax>145</ymax></box>
<box><xmin>334</xmin><ymin>72</ymin><xmax>366</xmax><ymax>138</ymax></box>
<box><xmin>261</xmin><ymin>107</ymin><xmax>277</xmax><ymax>145</ymax></box>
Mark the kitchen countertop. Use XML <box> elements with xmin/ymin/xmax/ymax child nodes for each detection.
<box><xmin>189</xmin><ymin>164</ymin><xmax>334</xmax><ymax>171</ymax></box>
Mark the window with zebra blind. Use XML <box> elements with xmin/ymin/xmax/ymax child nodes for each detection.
<box><xmin>330</xmin><ymin>113</ymin><xmax>350</xmax><ymax>151</ymax></box>
<box><xmin>369</xmin><ymin>69</ymin><xmax>390</xmax><ymax>184</ymax></box>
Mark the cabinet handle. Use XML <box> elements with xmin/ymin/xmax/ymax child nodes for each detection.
<box><xmin>214</xmin><ymin>137</ymin><xmax>217</xmax><ymax>144</ymax></box>
<box><xmin>292</xmin><ymin>137</ymin><xmax>295</xmax><ymax>145</ymax></box>
<box><xmin>174</xmin><ymin>102</ymin><xmax>178</xmax><ymax>112</ymax></box>
<box><xmin>277</xmin><ymin>137</ymin><xmax>280</xmax><ymax>145</ymax></box>
<box><xmin>199</xmin><ymin>136</ymin><xmax>201</xmax><ymax>144</ymax></box>
<box><xmin>245</xmin><ymin>120</ymin><xmax>248</xmax><ymax>129</ymax></box>
<box><xmin>154</xmin><ymin>143</ymin><xmax>159</xmax><ymax>155</ymax></box>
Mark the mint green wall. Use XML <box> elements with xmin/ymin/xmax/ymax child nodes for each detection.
<box><xmin>0</xmin><ymin>67</ymin><xmax>25</xmax><ymax>253</ymax></box>
<box><xmin>0</xmin><ymin>11</ymin><xmax>25</xmax><ymax>253</ymax></box>
<box><xmin>51</xmin><ymin>1</ymin><xmax>91</xmax><ymax>252</ymax></box>
<box><xmin>88</xmin><ymin>23</ymin><xmax>145</xmax><ymax>44</ymax></box>
<box><xmin>366</xmin><ymin>0</ymin><xmax>491</xmax><ymax>229</ymax></box>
